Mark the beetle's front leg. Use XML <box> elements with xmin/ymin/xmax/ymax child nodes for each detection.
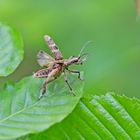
<box><xmin>66</xmin><ymin>68</ymin><xmax>83</xmax><ymax>80</ymax></box>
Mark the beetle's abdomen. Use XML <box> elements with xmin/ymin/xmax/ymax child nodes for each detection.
<box><xmin>33</xmin><ymin>68</ymin><xmax>51</xmax><ymax>78</ymax></box>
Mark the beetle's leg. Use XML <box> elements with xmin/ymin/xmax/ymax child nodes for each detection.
<box><xmin>66</xmin><ymin>68</ymin><xmax>83</xmax><ymax>80</ymax></box>
<box><xmin>39</xmin><ymin>69</ymin><xmax>57</xmax><ymax>100</ymax></box>
<box><xmin>39</xmin><ymin>77</ymin><xmax>55</xmax><ymax>100</ymax></box>
<box><xmin>64</xmin><ymin>70</ymin><xmax>75</xmax><ymax>96</ymax></box>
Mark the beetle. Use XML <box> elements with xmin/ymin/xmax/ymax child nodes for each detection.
<box><xmin>33</xmin><ymin>35</ymin><xmax>88</xmax><ymax>99</ymax></box>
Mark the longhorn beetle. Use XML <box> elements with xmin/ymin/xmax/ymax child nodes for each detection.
<box><xmin>33</xmin><ymin>35</ymin><xmax>88</xmax><ymax>99</ymax></box>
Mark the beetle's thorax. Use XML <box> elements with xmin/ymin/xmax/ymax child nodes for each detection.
<box><xmin>63</xmin><ymin>57</ymin><xmax>79</xmax><ymax>67</ymax></box>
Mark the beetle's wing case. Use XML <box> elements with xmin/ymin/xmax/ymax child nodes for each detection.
<box><xmin>37</xmin><ymin>50</ymin><xmax>55</xmax><ymax>67</ymax></box>
<box><xmin>44</xmin><ymin>35</ymin><xmax>63</xmax><ymax>60</ymax></box>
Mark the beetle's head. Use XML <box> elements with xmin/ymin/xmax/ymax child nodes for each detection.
<box><xmin>64</xmin><ymin>41</ymin><xmax>93</xmax><ymax>67</ymax></box>
<box><xmin>69</xmin><ymin>53</ymin><xmax>88</xmax><ymax>65</ymax></box>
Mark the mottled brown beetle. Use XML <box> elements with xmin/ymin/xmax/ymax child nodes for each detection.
<box><xmin>33</xmin><ymin>35</ymin><xmax>88</xmax><ymax>99</ymax></box>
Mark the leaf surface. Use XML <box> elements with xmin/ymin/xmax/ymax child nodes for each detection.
<box><xmin>0</xmin><ymin>73</ymin><xmax>84</xmax><ymax>139</ymax></box>
<box><xmin>28</xmin><ymin>93</ymin><xmax>140</xmax><ymax>140</ymax></box>
<box><xmin>0</xmin><ymin>22</ymin><xmax>24</xmax><ymax>76</ymax></box>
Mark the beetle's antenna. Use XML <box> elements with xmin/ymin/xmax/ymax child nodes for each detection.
<box><xmin>78</xmin><ymin>40</ymin><xmax>93</xmax><ymax>57</ymax></box>
<box><xmin>80</xmin><ymin>53</ymin><xmax>88</xmax><ymax>63</ymax></box>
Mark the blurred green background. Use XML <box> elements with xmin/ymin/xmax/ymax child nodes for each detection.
<box><xmin>0</xmin><ymin>0</ymin><xmax>140</xmax><ymax>98</ymax></box>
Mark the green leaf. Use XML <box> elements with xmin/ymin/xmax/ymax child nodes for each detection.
<box><xmin>0</xmin><ymin>73</ymin><xmax>84</xmax><ymax>139</ymax></box>
<box><xmin>0</xmin><ymin>22</ymin><xmax>24</xmax><ymax>76</ymax></box>
<box><xmin>28</xmin><ymin>93</ymin><xmax>140</xmax><ymax>140</ymax></box>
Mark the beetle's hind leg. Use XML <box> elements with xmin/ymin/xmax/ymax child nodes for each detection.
<box><xmin>39</xmin><ymin>69</ymin><xmax>57</xmax><ymax>100</ymax></box>
<box><xmin>39</xmin><ymin>77</ymin><xmax>55</xmax><ymax>100</ymax></box>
